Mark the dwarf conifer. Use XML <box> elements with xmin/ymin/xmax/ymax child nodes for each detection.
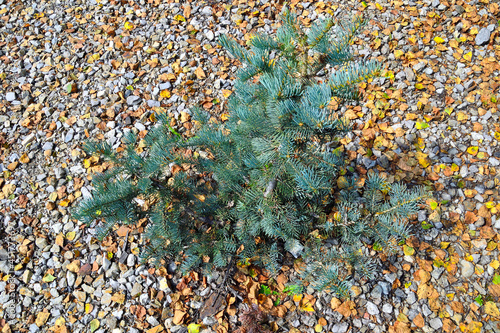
<box><xmin>73</xmin><ymin>8</ymin><xmax>427</xmax><ymax>297</ymax></box>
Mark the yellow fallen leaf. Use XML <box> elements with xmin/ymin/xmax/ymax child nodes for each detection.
<box><xmin>49</xmin><ymin>192</ymin><xmax>58</xmax><ymax>202</ymax></box>
<box><xmin>375</xmin><ymin>3</ymin><xmax>383</xmax><ymax>10</ymax></box>
<box><xmin>415</xmin><ymin>137</ymin><xmax>425</xmax><ymax>150</ymax></box>
<box><xmin>111</xmin><ymin>292</ymin><xmax>125</xmax><ymax>304</ymax></box>
<box><xmin>485</xmin><ymin>301</ymin><xmax>500</xmax><ymax>318</ymax></box>
<box><xmin>194</xmin><ymin>194</ymin><xmax>206</xmax><ymax>202</ymax></box>
<box><xmin>87</xmin><ymin>53</ymin><xmax>100</xmax><ymax>64</ymax></box>
<box><xmin>299</xmin><ymin>300</ymin><xmax>315</xmax><ymax>312</ymax></box>
<box><xmin>293</xmin><ymin>294</ymin><xmax>303</xmax><ymax>302</ymax></box>
<box><xmin>490</xmin><ymin>260</ymin><xmax>500</xmax><ymax>269</ymax></box>
<box><xmin>160</xmin><ymin>90</ymin><xmax>171</xmax><ymax>98</ymax></box>
<box><xmin>415</xmin><ymin>121</ymin><xmax>429</xmax><ymax>130</ymax></box>
<box><xmin>174</xmin><ymin>14</ymin><xmax>185</xmax><ymax>22</ymax></box>
<box><xmin>20</xmin><ymin>153</ymin><xmax>30</xmax><ymax>164</ymax></box>
<box><xmin>394</xmin><ymin>50</ymin><xmax>404</xmax><ymax>58</ymax></box>
<box><xmin>403</xmin><ymin>245</ymin><xmax>415</xmax><ymax>256</ymax></box>
<box><xmin>485</xmin><ymin>201</ymin><xmax>496</xmax><ymax>209</ymax></box>
<box><xmin>90</xmin><ymin>319</ymin><xmax>100</xmax><ymax>332</ymax></box>
<box><xmin>188</xmin><ymin>323</ymin><xmax>201</xmax><ymax>333</ymax></box>
<box><xmin>456</xmin><ymin>112</ymin><xmax>468</xmax><ymax>121</ymax></box>
<box><xmin>440</xmin><ymin>242</ymin><xmax>450</xmax><ymax>249</ymax></box>
<box><xmin>65</xmin><ymin>64</ymin><xmax>74</xmax><ymax>71</ymax></box>
<box><xmin>55</xmin><ymin>317</ymin><xmax>66</xmax><ymax>327</ymax></box>
<box><xmin>463</xmin><ymin>51</ymin><xmax>472</xmax><ymax>62</ymax></box>
<box><xmin>416</xmin><ymin>151</ymin><xmax>429</xmax><ymax>168</ymax></box>
<box><xmin>467</xmin><ymin>146</ymin><xmax>478</xmax><ymax>156</ymax></box>
<box><xmin>221</xmin><ymin>89</ymin><xmax>233</xmax><ymax>98</ymax></box>
<box><xmin>124</xmin><ymin>21</ymin><xmax>134</xmax><ymax>30</ymax></box>
<box><xmin>415</xmin><ymin>83</ymin><xmax>424</xmax><ymax>90</ymax></box>
<box><xmin>314</xmin><ymin>324</ymin><xmax>323</xmax><ymax>332</ymax></box>
<box><xmin>66</xmin><ymin>231</ymin><xmax>76</xmax><ymax>241</ymax></box>
<box><xmin>433</xmin><ymin>36</ymin><xmax>445</xmax><ymax>44</ymax></box>
<box><xmin>428</xmin><ymin>199</ymin><xmax>438</xmax><ymax>210</ymax></box>
<box><xmin>59</xmin><ymin>198</ymin><xmax>70</xmax><ymax>207</ymax></box>
<box><xmin>43</xmin><ymin>273</ymin><xmax>56</xmax><ymax>282</ymax></box>
<box><xmin>220</xmin><ymin>113</ymin><xmax>230</xmax><ymax>121</ymax></box>
<box><xmin>476</xmin><ymin>152</ymin><xmax>487</xmax><ymax>159</ymax></box>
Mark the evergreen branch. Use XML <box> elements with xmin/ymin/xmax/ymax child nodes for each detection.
<box><xmin>374</xmin><ymin>194</ymin><xmax>427</xmax><ymax>217</ymax></box>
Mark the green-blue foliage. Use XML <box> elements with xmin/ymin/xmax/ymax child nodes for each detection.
<box><xmin>73</xmin><ymin>7</ymin><xmax>427</xmax><ymax>298</ymax></box>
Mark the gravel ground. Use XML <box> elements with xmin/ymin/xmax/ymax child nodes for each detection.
<box><xmin>1</xmin><ymin>0</ymin><xmax>500</xmax><ymax>332</ymax></box>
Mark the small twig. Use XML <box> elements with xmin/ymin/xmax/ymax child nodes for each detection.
<box><xmin>122</xmin><ymin>230</ymin><xmax>129</xmax><ymax>253</ymax></box>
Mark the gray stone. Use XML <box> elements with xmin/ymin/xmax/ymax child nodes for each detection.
<box><xmin>366</xmin><ymin>301</ymin><xmax>379</xmax><ymax>315</ymax></box>
<box><xmin>127</xmin><ymin>254</ymin><xmax>136</xmax><ymax>267</ymax></box>
<box><xmin>159</xmin><ymin>82</ymin><xmax>171</xmax><ymax>90</ymax></box>
<box><xmin>332</xmin><ymin>322</ymin><xmax>349</xmax><ymax>333</ymax></box>
<box><xmin>35</xmin><ymin>238</ymin><xmax>48</xmax><ymax>249</ymax></box>
<box><xmin>407</xmin><ymin>292</ymin><xmax>416</xmax><ymax>305</ymax></box>
<box><xmin>460</xmin><ymin>260</ymin><xmax>474</xmax><ymax>278</ymax></box>
<box><xmin>201</xmin><ymin>6</ymin><xmax>212</xmax><ymax>15</ymax></box>
<box><xmin>382</xmin><ymin>303</ymin><xmax>393</xmax><ymax>313</ymax></box>
<box><xmin>6</xmin><ymin>92</ymin><xmax>16</xmax><ymax>102</ymax></box>
<box><xmin>131</xmin><ymin>282</ymin><xmax>142</xmax><ymax>297</ymax></box>
<box><xmin>430</xmin><ymin>318</ymin><xmax>443</xmax><ymax>330</ymax></box>
<box><xmin>126</xmin><ymin>95</ymin><xmax>141</xmax><ymax>106</ymax></box>
<box><xmin>101</xmin><ymin>293</ymin><xmax>112</xmax><ymax>305</ymax></box>
<box><xmin>475</xmin><ymin>28</ymin><xmax>491</xmax><ymax>46</ymax></box>
<box><xmin>205</xmin><ymin>31</ymin><xmax>215</xmax><ymax>41</ymax></box>
<box><xmin>42</xmin><ymin>142</ymin><xmax>54</xmax><ymax>151</ymax></box>
<box><xmin>65</xmin><ymin>129</ymin><xmax>74</xmax><ymax>143</ymax></box>
<box><xmin>378</xmin><ymin>281</ymin><xmax>391</xmax><ymax>295</ymax></box>
<box><xmin>67</xmin><ymin>271</ymin><xmax>76</xmax><ymax>287</ymax></box>
<box><xmin>202</xmin><ymin>316</ymin><xmax>218</xmax><ymax>326</ymax></box>
<box><xmin>371</xmin><ymin>284</ymin><xmax>383</xmax><ymax>299</ymax></box>
<box><xmin>422</xmin><ymin>304</ymin><xmax>432</xmax><ymax>317</ymax></box>
<box><xmin>404</xmin><ymin>67</ymin><xmax>415</xmax><ymax>81</ymax></box>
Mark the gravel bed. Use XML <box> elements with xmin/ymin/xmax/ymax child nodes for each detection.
<box><xmin>1</xmin><ymin>0</ymin><xmax>500</xmax><ymax>332</ymax></box>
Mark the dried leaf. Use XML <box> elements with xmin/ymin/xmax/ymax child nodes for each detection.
<box><xmin>485</xmin><ymin>302</ymin><xmax>500</xmax><ymax>318</ymax></box>
<box><xmin>124</xmin><ymin>21</ymin><xmax>134</xmax><ymax>30</ymax></box>
<box><xmin>90</xmin><ymin>319</ymin><xmax>99</xmax><ymax>333</ymax></box>
<box><xmin>433</xmin><ymin>36</ymin><xmax>445</xmax><ymax>44</ymax></box>
<box><xmin>195</xmin><ymin>67</ymin><xmax>206</xmax><ymax>79</ymax></box>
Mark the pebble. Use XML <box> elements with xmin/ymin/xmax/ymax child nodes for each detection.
<box><xmin>475</xmin><ymin>28</ymin><xmax>491</xmax><ymax>46</ymax></box>
<box><xmin>403</xmin><ymin>67</ymin><xmax>415</xmax><ymax>81</ymax></box>
<box><xmin>429</xmin><ymin>318</ymin><xmax>443</xmax><ymax>330</ymax></box>
<box><xmin>6</xmin><ymin>92</ymin><xmax>16</xmax><ymax>102</ymax></box>
<box><xmin>66</xmin><ymin>271</ymin><xmax>76</xmax><ymax>287</ymax></box>
<box><xmin>42</xmin><ymin>142</ymin><xmax>54</xmax><ymax>151</ymax></box>
<box><xmin>366</xmin><ymin>302</ymin><xmax>380</xmax><ymax>315</ymax></box>
<box><xmin>101</xmin><ymin>293</ymin><xmax>112</xmax><ymax>305</ymax></box>
<box><xmin>460</xmin><ymin>260</ymin><xmax>475</xmax><ymax>278</ymax></box>
<box><xmin>201</xmin><ymin>6</ymin><xmax>212</xmax><ymax>15</ymax></box>
<box><xmin>382</xmin><ymin>303</ymin><xmax>393</xmax><ymax>314</ymax></box>
<box><xmin>35</xmin><ymin>238</ymin><xmax>48</xmax><ymax>249</ymax></box>
<box><xmin>205</xmin><ymin>31</ymin><xmax>215</xmax><ymax>41</ymax></box>
<box><xmin>126</xmin><ymin>95</ymin><xmax>142</xmax><ymax>106</ymax></box>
